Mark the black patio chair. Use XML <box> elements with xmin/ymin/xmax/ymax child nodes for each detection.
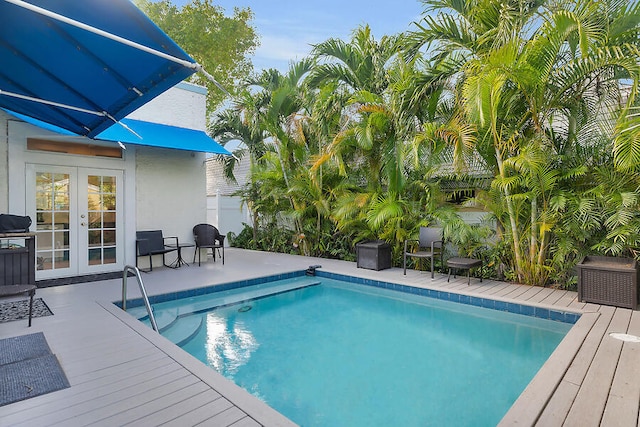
<box><xmin>403</xmin><ymin>226</ymin><xmax>444</xmax><ymax>279</ymax></box>
<box><xmin>192</xmin><ymin>224</ymin><xmax>225</xmax><ymax>266</ymax></box>
<box><xmin>135</xmin><ymin>230</ymin><xmax>179</xmax><ymax>272</ymax></box>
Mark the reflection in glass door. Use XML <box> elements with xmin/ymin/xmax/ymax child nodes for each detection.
<box><xmin>86</xmin><ymin>174</ymin><xmax>118</xmax><ymax>266</ymax></box>
<box><xmin>78</xmin><ymin>169</ymin><xmax>123</xmax><ymax>275</ymax></box>
<box><xmin>35</xmin><ymin>172</ymin><xmax>71</xmax><ymax>272</ymax></box>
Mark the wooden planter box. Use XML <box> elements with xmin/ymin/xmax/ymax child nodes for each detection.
<box><xmin>577</xmin><ymin>256</ymin><xmax>638</xmax><ymax>309</ymax></box>
<box><xmin>356</xmin><ymin>240</ymin><xmax>391</xmax><ymax>271</ymax></box>
<box><xmin>0</xmin><ymin>233</ymin><xmax>36</xmax><ymax>287</ymax></box>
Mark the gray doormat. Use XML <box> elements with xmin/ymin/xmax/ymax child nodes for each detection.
<box><xmin>0</xmin><ymin>298</ymin><xmax>53</xmax><ymax>324</ymax></box>
<box><xmin>0</xmin><ymin>332</ymin><xmax>70</xmax><ymax>406</ymax></box>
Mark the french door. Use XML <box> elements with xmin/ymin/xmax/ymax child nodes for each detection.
<box><xmin>27</xmin><ymin>165</ymin><xmax>124</xmax><ymax>279</ymax></box>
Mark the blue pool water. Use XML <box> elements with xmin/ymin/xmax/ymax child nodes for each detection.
<box><xmin>130</xmin><ymin>276</ymin><xmax>573</xmax><ymax>426</ymax></box>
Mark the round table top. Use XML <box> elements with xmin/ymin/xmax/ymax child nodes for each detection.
<box><xmin>446</xmin><ymin>257</ymin><xmax>482</xmax><ymax>268</ymax></box>
<box><xmin>0</xmin><ymin>284</ymin><xmax>36</xmax><ymax>296</ymax></box>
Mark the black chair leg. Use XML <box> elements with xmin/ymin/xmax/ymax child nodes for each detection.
<box><xmin>221</xmin><ymin>247</ymin><xmax>224</xmax><ymax>265</ymax></box>
<box><xmin>403</xmin><ymin>255</ymin><xmax>407</xmax><ymax>275</ymax></box>
<box><xmin>28</xmin><ymin>289</ymin><xmax>34</xmax><ymax>327</ymax></box>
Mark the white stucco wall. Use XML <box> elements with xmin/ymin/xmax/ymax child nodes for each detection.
<box><xmin>127</xmin><ymin>82</ymin><xmax>207</xmax><ymax>131</ymax></box>
<box><xmin>135</xmin><ymin>147</ymin><xmax>207</xmax><ymax>268</ymax></box>
<box><xmin>0</xmin><ymin>109</ymin><xmax>9</xmax><ymax>213</ymax></box>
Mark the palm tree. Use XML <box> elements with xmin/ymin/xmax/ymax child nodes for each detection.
<box><xmin>410</xmin><ymin>0</ymin><xmax>640</xmax><ymax>285</ymax></box>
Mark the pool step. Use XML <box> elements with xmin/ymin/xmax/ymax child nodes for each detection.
<box><xmin>134</xmin><ymin>307</ymin><xmax>179</xmax><ymax>331</ymax></box>
<box><xmin>134</xmin><ymin>276</ymin><xmax>321</xmax><ymax>332</ymax></box>
<box><xmin>160</xmin><ymin>314</ymin><xmax>204</xmax><ymax>346</ymax></box>
<box><xmin>154</xmin><ymin>276</ymin><xmax>321</xmax><ymax>319</ymax></box>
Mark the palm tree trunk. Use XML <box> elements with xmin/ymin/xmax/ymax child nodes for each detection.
<box><xmin>495</xmin><ymin>146</ymin><xmax>525</xmax><ymax>282</ymax></box>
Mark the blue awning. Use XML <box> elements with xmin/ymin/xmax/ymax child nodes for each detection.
<box><xmin>5</xmin><ymin>108</ymin><xmax>231</xmax><ymax>154</ymax></box>
<box><xmin>0</xmin><ymin>0</ymin><xmax>198</xmax><ymax>137</ymax></box>
<box><xmin>98</xmin><ymin>118</ymin><xmax>231</xmax><ymax>155</ymax></box>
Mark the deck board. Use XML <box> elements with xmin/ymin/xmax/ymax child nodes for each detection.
<box><xmin>97</xmin><ymin>381</ymin><xmax>212</xmax><ymax>426</ymax></box>
<box><xmin>161</xmin><ymin>397</ymin><xmax>235</xmax><ymax>426</ymax></box>
<box><xmin>599</xmin><ymin>310</ymin><xmax>640</xmax><ymax>427</ymax></box>
<box><xmin>563</xmin><ymin>308</ymin><xmax>631</xmax><ymax>426</ymax></box>
<box><xmin>121</xmin><ymin>389</ymin><xmax>224</xmax><ymax>426</ymax></box>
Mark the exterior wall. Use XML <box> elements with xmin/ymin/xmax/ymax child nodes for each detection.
<box><xmin>128</xmin><ymin>82</ymin><xmax>207</xmax><ymax>130</ymax></box>
<box><xmin>0</xmin><ymin>109</ymin><xmax>9</xmax><ymax>213</ymax></box>
<box><xmin>135</xmin><ymin>147</ymin><xmax>207</xmax><ymax>268</ymax></box>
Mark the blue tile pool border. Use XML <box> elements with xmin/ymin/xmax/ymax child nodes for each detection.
<box><xmin>118</xmin><ymin>270</ymin><xmax>306</xmax><ymax>309</ymax></box>
<box><xmin>119</xmin><ymin>269</ymin><xmax>580</xmax><ymax>324</ymax></box>
<box><xmin>315</xmin><ymin>271</ymin><xmax>580</xmax><ymax>324</ymax></box>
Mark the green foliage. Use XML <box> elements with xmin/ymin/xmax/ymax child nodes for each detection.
<box><xmin>135</xmin><ymin>0</ymin><xmax>258</xmax><ymax>112</ymax></box>
<box><xmin>213</xmin><ymin>0</ymin><xmax>640</xmax><ymax>287</ymax></box>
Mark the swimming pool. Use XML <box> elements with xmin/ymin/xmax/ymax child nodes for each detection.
<box><xmin>126</xmin><ymin>271</ymin><xmax>577</xmax><ymax>426</ymax></box>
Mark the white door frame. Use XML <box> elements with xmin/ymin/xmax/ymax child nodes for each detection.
<box><xmin>7</xmin><ymin>120</ymin><xmax>136</xmax><ymax>280</ymax></box>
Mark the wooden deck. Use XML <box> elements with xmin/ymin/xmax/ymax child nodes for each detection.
<box><xmin>0</xmin><ymin>248</ymin><xmax>638</xmax><ymax>426</ymax></box>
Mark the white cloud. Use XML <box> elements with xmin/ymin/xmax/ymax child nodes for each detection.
<box><xmin>256</xmin><ymin>34</ymin><xmax>313</xmax><ymax>62</ymax></box>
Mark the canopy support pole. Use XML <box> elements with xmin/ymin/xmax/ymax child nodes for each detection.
<box><xmin>3</xmin><ymin>0</ymin><xmax>229</xmax><ymax>94</ymax></box>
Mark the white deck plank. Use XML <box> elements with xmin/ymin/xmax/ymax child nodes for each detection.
<box><xmin>600</xmin><ymin>310</ymin><xmax>640</xmax><ymax>426</ymax></box>
<box><xmin>0</xmin><ymin>353</ymin><xmax>175</xmax><ymax>417</ymax></box>
<box><xmin>199</xmin><ymin>406</ymin><xmax>251</xmax><ymax>426</ymax></box>
<box><xmin>229</xmin><ymin>417</ymin><xmax>262</xmax><ymax>427</ymax></box>
<box><xmin>62</xmin><ymin>375</ymin><xmax>201</xmax><ymax>427</ymax></box>
<box><xmin>95</xmin><ymin>381</ymin><xmax>212</xmax><ymax>426</ymax></box>
<box><xmin>563</xmin><ymin>308</ymin><xmax>631</xmax><ymax>427</ymax></box>
<box><xmin>121</xmin><ymin>389</ymin><xmax>224</xmax><ymax>426</ymax></box>
<box><xmin>563</xmin><ymin>306</ymin><xmax>615</xmax><ymax>386</ymax></box>
<box><xmin>159</xmin><ymin>397</ymin><xmax>235</xmax><ymax>426</ymax></box>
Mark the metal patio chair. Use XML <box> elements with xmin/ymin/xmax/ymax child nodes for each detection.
<box><xmin>403</xmin><ymin>227</ymin><xmax>444</xmax><ymax>279</ymax></box>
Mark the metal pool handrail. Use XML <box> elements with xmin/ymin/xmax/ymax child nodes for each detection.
<box><xmin>121</xmin><ymin>265</ymin><xmax>158</xmax><ymax>332</ymax></box>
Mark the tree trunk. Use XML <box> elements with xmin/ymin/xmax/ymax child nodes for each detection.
<box><xmin>495</xmin><ymin>146</ymin><xmax>525</xmax><ymax>282</ymax></box>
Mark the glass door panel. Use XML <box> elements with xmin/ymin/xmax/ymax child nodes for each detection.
<box><xmin>79</xmin><ymin>169</ymin><xmax>123</xmax><ymax>273</ymax></box>
<box><xmin>34</xmin><ymin>171</ymin><xmax>72</xmax><ymax>273</ymax></box>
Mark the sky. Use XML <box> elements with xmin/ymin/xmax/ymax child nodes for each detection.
<box><xmin>174</xmin><ymin>0</ymin><xmax>426</xmax><ymax>72</ymax></box>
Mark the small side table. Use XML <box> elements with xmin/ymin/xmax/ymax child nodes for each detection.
<box><xmin>0</xmin><ymin>284</ymin><xmax>37</xmax><ymax>326</ymax></box>
<box><xmin>168</xmin><ymin>243</ymin><xmax>195</xmax><ymax>268</ymax></box>
<box><xmin>447</xmin><ymin>257</ymin><xmax>483</xmax><ymax>285</ymax></box>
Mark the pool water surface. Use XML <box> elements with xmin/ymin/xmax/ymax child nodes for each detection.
<box><xmin>130</xmin><ymin>275</ymin><xmax>573</xmax><ymax>426</ymax></box>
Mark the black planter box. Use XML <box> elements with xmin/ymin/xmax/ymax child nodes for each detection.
<box><xmin>356</xmin><ymin>240</ymin><xmax>391</xmax><ymax>271</ymax></box>
<box><xmin>577</xmin><ymin>256</ymin><xmax>638</xmax><ymax>309</ymax></box>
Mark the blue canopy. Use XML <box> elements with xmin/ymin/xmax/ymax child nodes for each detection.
<box><xmin>5</xmin><ymin>109</ymin><xmax>231</xmax><ymax>154</ymax></box>
<box><xmin>99</xmin><ymin>118</ymin><xmax>232</xmax><ymax>155</ymax></box>
<box><xmin>0</xmin><ymin>0</ymin><xmax>198</xmax><ymax>137</ymax></box>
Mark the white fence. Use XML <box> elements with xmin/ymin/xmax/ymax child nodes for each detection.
<box><xmin>206</xmin><ymin>190</ymin><xmax>251</xmax><ymax>242</ymax></box>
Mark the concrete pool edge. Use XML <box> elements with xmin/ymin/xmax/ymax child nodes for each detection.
<box><xmin>98</xmin><ymin>300</ymin><xmax>298</xmax><ymax>427</ymax></box>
